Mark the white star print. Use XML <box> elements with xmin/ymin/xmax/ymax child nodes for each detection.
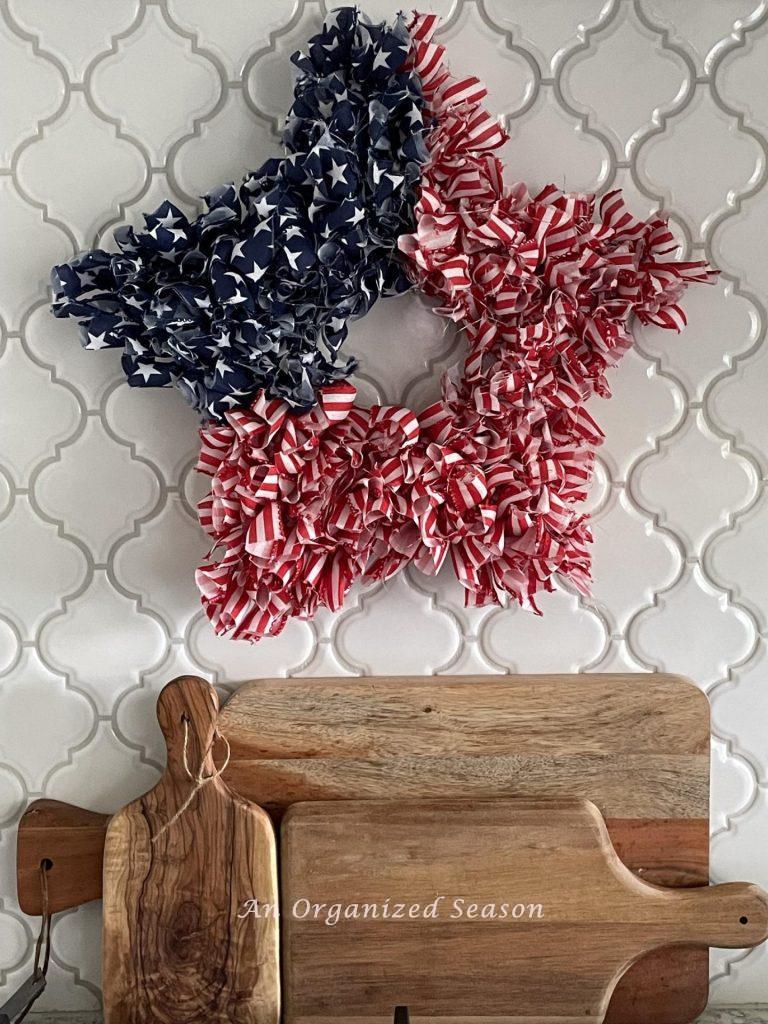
<box><xmin>155</xmin><ymin>210</ymin><xmax>181</xmax><ymax>229</ymax></box>
<box><xmin>133</xmin><ymin>363</ymin><xmax>164</xmax><ymax>382</ymax></box>
<box><xmin>254</xmin><ymin>195</ymin><xmax>276</xmax><ymax>219</ymax></box>
<box><xmin>372</xmin><ymin>49</ymin><xmax>392</xmax><ymax>71</ymax></box>
<box><xmin>328</xmin><ymin>158</ymin><xmax>348</xmax><ymax>188</ymax></box>
<box><xmin>87</xmin><ymin>331</ymin><xmax>110</xmax><ymax>349</ymax></box>
<box><xmin>231</xmin><ymin>239</ymin><xmax>250</xmax><ymax>261</ymax></box>
<box><xmin>245</xmin><ymin>263</ymin><xmax>268</xmax><ymax>283</ymax></box>
<box><xmin>285</xmin><ymin>248</ymin><xmax>302</xmax><ymax>272</ymax></box>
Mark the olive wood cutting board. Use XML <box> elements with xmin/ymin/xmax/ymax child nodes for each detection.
<box><xmin>280</xmin><ymin>798</ymin><xmax>768</xmax><ymax>1024</ymax></box>
<box><xmin>102</xmin><ymin>676</ymin><xmax>280</xmax><ymax>1024</ymax></box>
<box><xmin>220</xmin><ymin>674</ymin><xmax>710</xmax><ymax>1024</ymax></box>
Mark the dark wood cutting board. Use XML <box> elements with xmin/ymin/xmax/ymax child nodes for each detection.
<box><xmin>219</xmin><ymin>673</ymin><xmax>711</xmax><ymax>1024</ymax></box>
<box><xmin>280</xmin><ymin>799</ymin><xmax>766</xmax><ymax>1024</ymax></box>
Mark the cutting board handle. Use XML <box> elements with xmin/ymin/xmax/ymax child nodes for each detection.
<box><xmin>658</xmin><ymin>881</ymin><xmax>768</xmax><ymax>949</ymax></box>
<box><xmin>16</xmin><ymin>800</ymin><xmax>108</xmax><ymax>915</ymax></box>
<box><xmin>156</xmin><ymin>675</ymin><xmax>221</xmax><ymax>782</ymax></box>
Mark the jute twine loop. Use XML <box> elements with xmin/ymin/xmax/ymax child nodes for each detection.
<box><xmin>152</xmin><ymin>714</ymin><xmax>231</xmax><ymax>843</ymax></box>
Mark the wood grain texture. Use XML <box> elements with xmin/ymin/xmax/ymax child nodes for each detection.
<box><xmin>280</xmin><ymin>799</ymin><xmax>767</xmax><ymax>1024</ymax></box>
<box><xmin>220</xmin><ymin>675</ymin><xmax>709</xmax><ymax>818</ymax></box>
<box><xmin>224</xmin><ymin>754</ymin><xmax>706</xmax><ymax>819</ymax></box>
<box><xmin>220</xmin><ymin>673</ymin><xmax>711</xmax><ymax>1024</ymax></box>
<box><xmin>102</xmin><ymin>676</ymin><xmax>279</xmax><ymax>1024</ymax></box>
<box><xmin>220</xmin><ymin>675</ymin><xmax>710</xmax><ymax>759</ymax></box>
<box><xmin>16</xmin><ymin>799</ymin><xmax>108</xmax><ymax>914</ymax></box>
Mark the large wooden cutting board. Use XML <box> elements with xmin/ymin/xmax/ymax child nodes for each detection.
<box><xmin>102</xmin><ymin>677</ymin><xmax>280</xmax><ymax>1024</ymax></box>
<box><xmin>219</xmin><ymin>674</ymin><xmax>711</xmax><ymax>1023</ymax></box>
<box><xmin>280</xmin><ymin>799</ymin><xmax>767</xmax><ymax>1024</ymax></box>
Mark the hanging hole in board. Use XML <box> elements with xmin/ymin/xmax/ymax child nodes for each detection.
<box><xmin>740</xmin><ymin>916</ymin><xmax>749</xmax><ymax>925</ymax></box>
<box><xmin>40</xmin><ymin>858</ymin><xmax>53</xmax><ymax>872</ymax></box>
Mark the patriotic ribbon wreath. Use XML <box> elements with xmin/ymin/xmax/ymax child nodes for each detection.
<box><xmin>51</xmin><ymin>9</ymin><xmax>716</xmax><ymax>641</ymax></box>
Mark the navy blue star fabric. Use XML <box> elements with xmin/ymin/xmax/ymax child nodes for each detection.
<box><xmin>51</xmin><ymin>8</ymin><xmax>427</xmax><ymax>420</ymax></box>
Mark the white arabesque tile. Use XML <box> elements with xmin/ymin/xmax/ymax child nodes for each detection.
<box><xmin>710</xmin><ymin>734</ymin><xmax>758</xmax><ymax>833</ymax></box>
<box><xmin>40</xmin><ymin>569</ymin><xmax>167</xmax><ymax>714</ymax></box>
<box><xmin>713</xmin><ymin>187</ymin><xmax>768</xmax><ymax>296</ymax></box>
<box><xmin>188</xmin><ymin>609</ymin><xmax>316</xmax><ymax>682</ymax></box>
<box><xmin>482</xmin><ymin>588</ymin><xmax>606</xmax><ymax>673</ymax></box>
<box><xmin>0</xmin><ymin>649</ymin><xmax>94</xmax><ymax>791</ymax></box>
<box><xmin>337</xmin><ymin>573</ymin><xmax>461</xmax><ymax>674</ymax></box>
<box><xmin>345</xmin><ymin>292</ymin><xmax>456</xmax><ymax>408</ymax></box>
<box><xmin>710</xmin><ymin>336</ymin><xmax>768</xmax><ymax>472</ymax></box>
<box><xmin>89</xmin><ymin>4</ymin><xmax>222</xmax><ymax>164</ymax></box>
<box><xmin>559</xmin><ymin>2</ymin><xmax>689</xmax><ymax>159</ymax></box>
<box><xmin>17</xmin><ymin>91</ymin><xmax>147</xmax><ymax>248</ymax></box>
<box><xmin>34</xmin><ymin>416</ymin><xmax>160</xmax><ymax>562</ymax></box>
<box><xmin>591</xmin><ymin>346</ymin><xmax>681</xmax><ymax>482</ymax></box>
<box><xmin>0</xmin><ymin>14</ymin><xmax>63</xmax><ymax>168</ymax></box>
<box><xmin>112</xmin><ymin>495</ymin><xmax>209</xmax><ymax>637</ymax></box>
<box><xmin>639</xmin><ymin>0</ymin><xmax>765</xmax><ymax>75</ymax></box>
<box><xmin>634</xmin><ymin>410</ymin><xmax>756</xmax><ymax>552</ymax></box>
<box><xmin>636</xmin><ymin>85</ymin><xmax>764</xmax><ymax>241</ymax></box>
<box><xmin>630</xmin><ymin>565</ymin><xmax>755</xmax><ymax>688</ymax></box>
<box><xmin>483</xmin><ymin>0</ymin><xmax>613</xmax><ymax>76</ymax></box>
<box><xmin>0</xmin><ymin>339</ymin><xmax>81</xmax><ymax>485</ymax></box>
<box><xmin>635</xmin><ymin>276</ymin><xmax>759</xmax><ymax>404</ymax></box>
<box><xmin>115</xmin><ymin>643</ymin><xmax>213</xmax><ymax>766</ymax></box>
<box><xmin>501</xmin><ymin>86</ymin><xmax>610</xmax><ymax>195</ymax></box>
<box><xmin>105</xmin><ymin>382</ymin><xmax>200</xmax><ymax>483</ymax></box>
<box><xmin>717</xmin><ymin>17</ymin><xmax>768</xmax><ymax>135</ymax></box>
<box><xmin>709</xmin><ymin>489</ymin><xmax>768</xmax><ymax>628</ymax></box>
<box><xmin>0</xmin><ymin>496</ymin><xmax>85</xmax><ymax>639</ymax></box>
<box><xmin>46</xmin><ymin>720</ymin><xmax>159</xmax><ymax>815</ymax></box>
<box><xmin>711</xmin><ymin>640</ymin><xmax>768</xmax><ymax>778</ymax></box>
<box><xmin>0</xmin><ymin>616</ymin><xmax>19</xmax><ymax>676</ymax></box>
<box><xmin>0</xmin><ymin>766</ymin><xmax>24</xmax><ymax>829</ymax></box>
<box><xmin>6</xmin><ymin>0</ymin><xmax>140</xmax><ymax>83</ymax></box>
<box><xmin>0</xmin><ymin>179</ymin><xmax>68</xmax><ymax>330</ymax></box>
<box><xmin>174</xmin><ymin>89</ymin><xmax>275</xmax><ymax>205</ymax></box>
<box><xmin>165</xmin><ymin>0</ymin><xmax>299</xmax><ymax>78</ymax></box>
<box><xmin>24</xmin><ymin>302</ymin><xmax>122</xmax><ymax>411</ymax></box>
<box><xmin>244</xmin><ymin>4</ymin><xmax>325</xmax><ymax>132</ymax></box>
<box><xmin>589</xmin><ymin>488</ymin><xmax>681</xmax><ymax>633</ymax></box>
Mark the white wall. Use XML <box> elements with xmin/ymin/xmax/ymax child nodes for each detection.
<box><xmin>1</xmin><ymin>0</ymin><xmax>767</xmax><ymax>1009</ymax></box>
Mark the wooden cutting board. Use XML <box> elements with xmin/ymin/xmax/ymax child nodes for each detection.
<box><xmin>280</xmin><ymin>799</ymin><xmax>768</xmax><ymax>1024</ymax></box>
<box><xmin>219</xmin><ymin>674</ymin><xmax>710</xmax><ymax>1024</ymax></box>
<box><xmin>17</xmin><ymin>799</ymin><xmax>107</xmax><ymax>914</ymax></box>
<box><xmin>102</xmin><ymin>676</ymin><xmax>280</xmax><ymax>1024</ymax></box>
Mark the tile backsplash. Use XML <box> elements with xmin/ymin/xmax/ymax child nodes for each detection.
<box><xmin>2</xmin><ymin>0</ymin><xmax>768</xmax><ymax>1009</ymax></box>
